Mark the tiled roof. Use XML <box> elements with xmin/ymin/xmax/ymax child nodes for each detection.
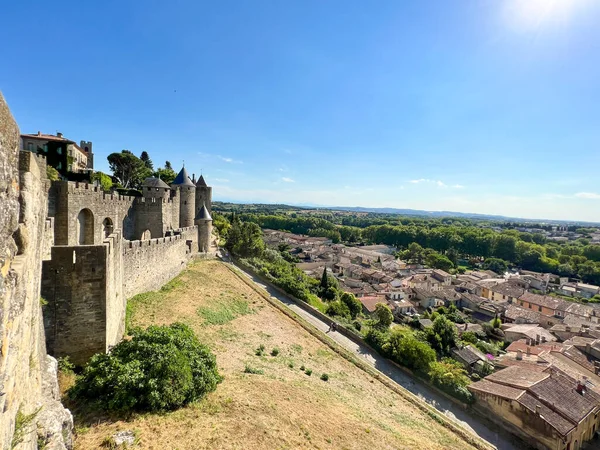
<box><xmin>468</xmin><ymin>379</ymin><xmax>525</xmax><ymax>400</ymax></box>
<box><xmin>452</xmin><ymin>345</ymin><xmax>487</xmax><ymax>366</ymax></box>
<box><xmin>528</xmin><ymin>372</ymin><xmax>599</xmax><ymax>425</ymax></box>
<box><xmin>518</xmin><ymin>292</ymin><xmax>567</xmax><ymax>311</ymax></box>
<box><xmin>196</xmin><ymin>174</ymin><xmax>208</xmax><ymax>187</ymax></box>
<box><xmin>517</xmin><ymin>392</ymin><xmax>574</xmax><ymax>436</ymax></box>
<box><xmin>486</xmin><ymin>365</ymin><xmax>550</xmax><ymax>389</ymax></box>
<box><xmin>143</xmin><ymin>177</ymin><xmax>170</xmax><ymax>189</ymax></box>
<box><xmin>172</xmin><ymin>166</ymin><xmax>195</xmax><ymax>186</ymax></box>
<box><xmin>21</xmin><ymin>132</ymin><xmax>74</xmax><ymax>143</ymax></box>
<box><xmin>490</xmin><ymin>283</ymin><xmax>526</xmax><ymax>298</ymax></box>
<box><xmin>359</xmin><ymin>296</ymin><xmax>387</xmax><ymax>313</ymax></box>
<box><xmin>504</xmin><ymin>305</ymin><xmax>544</xmax><ymax>323</ymax></box>
<box><xmin>196</xmin><ymin>204</ymin><xmax>212</xmax><ymax>220</ymax></box>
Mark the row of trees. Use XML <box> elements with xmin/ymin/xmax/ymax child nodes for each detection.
<box><xmin>223</xmin><ymin>212</ymin><xmax>600</xmax><ymax>285</ymax></box>
<box><xmin>100</xmin><ymin>150</ymin><xmax>177</xmax><ymax>191</ymax></box>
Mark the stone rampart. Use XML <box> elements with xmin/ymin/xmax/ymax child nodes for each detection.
<box><xmin>123</xmin><ymin>226</ymin><xmax>198</xmax><ymax>299</ymax></box>
<box><xmin>50</xmin><ymin>181</ymin><xmax>137</xmax><ymax>245</ymax></box>
<box><xmin>0</xmin><ymin>93</ymin><xmax>72</xmax><ymax>450</ymax></box>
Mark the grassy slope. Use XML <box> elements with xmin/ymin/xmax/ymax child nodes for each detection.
<box><xmin>71</xmin><ymin>260</ymin><xmax>476</xmax><ymax>450</ymax></box>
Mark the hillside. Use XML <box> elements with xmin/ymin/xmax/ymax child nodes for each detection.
<box><xmin>69</xmin><ymin>260</ymin><xmax>478</xmax><ymax>450</ymax></box>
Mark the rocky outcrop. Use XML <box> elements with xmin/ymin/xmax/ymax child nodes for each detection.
<box><xmin>0</xmin><ymin>92</ymin><xmax>72</xmax><ymax>449</ymax></box>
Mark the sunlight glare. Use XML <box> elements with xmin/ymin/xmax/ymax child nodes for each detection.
<box><xmin>505</xmin><ymin>0</ymin><xmax>590</xmax><ymax>31</ymax></box>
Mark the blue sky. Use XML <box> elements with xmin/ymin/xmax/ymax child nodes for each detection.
<box><xmin>2</xmin><ymin>0</ymin><xmax>600</xmax><ymax>221</ymax></box>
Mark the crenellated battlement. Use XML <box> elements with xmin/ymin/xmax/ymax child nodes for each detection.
<box><xmin>134</xmin><ymin>196</ymin><xmax>175</xmax><ymax>205</ymax></box>
<box><xmin>52</xmin><ymin>180</ymin><xmax>137</xmax><ymax>204</ymax></box>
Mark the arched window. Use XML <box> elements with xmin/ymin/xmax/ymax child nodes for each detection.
<box><xmin>77</xmin><ymin>209</ymin><xmax>94</xmax><ymax>244</ymax></box>
<box><xmin>103</xmin><ymin>217</ymin><xmax>114</xmax><ymax>238</ymax></box>
<box><xmin>141</xmin><ymin>229</ymin><xmax>151</xmax><ymax>240</ymax></box>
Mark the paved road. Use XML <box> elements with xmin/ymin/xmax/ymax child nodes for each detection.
<box><xmin>225</xmin><ymin>260</ymin><xmax>526</xmax><ymax>450</ymax></box>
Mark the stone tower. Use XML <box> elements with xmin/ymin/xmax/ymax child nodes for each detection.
<box><xmin>171</xmin><ymin>166</ymin><xmax>195</xmax><ymax>228</ymax></box>
<box><xmin>79</xmin><ymin>140</ymin><xmax>93</xmax><ymax>169</ymax></box>
<box><xmin>195</xmin><ymin>175</ymin><xmax>212</xmax><ymax>217</ymax></box>
<box><xmin>142</xmin><ymin>176</ymin><xmax>170</xmax><ymax>201</ymax></box>
<box><xmin>195</xmin><ymin>203</ymin><xmax>213</xmax><ymax>253</ymax></box>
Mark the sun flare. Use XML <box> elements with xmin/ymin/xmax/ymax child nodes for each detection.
<box><xmin>505</xmin><ymin>0</ymin><xmax>590</xmax><ymax>31</ymax></box>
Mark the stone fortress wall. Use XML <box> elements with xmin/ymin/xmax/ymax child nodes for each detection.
<box><xmin>122</xmin><ymin>226</ymin><xmax>198</xmax><ymax>299</ymax></box>
<box><xmin>0</xmin><ymin>94</ymin><xmax>72</xmax><ymax>450</ymax></box>
<box><xmin>0</xmin><ymin>92</ymin><xmax>214</xmax><ymax>449</ymax></box>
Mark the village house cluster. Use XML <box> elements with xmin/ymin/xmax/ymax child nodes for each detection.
<box><xmin>264</xmin><ymin>229</ymin><xmax>600</xmax><ymax>450</ymax></box>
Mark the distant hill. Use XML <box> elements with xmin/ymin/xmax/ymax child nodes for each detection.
<box><xmin>212</xmin><ymin>200</ymin><xmax>600</xmax><ymax>226</ymax></box>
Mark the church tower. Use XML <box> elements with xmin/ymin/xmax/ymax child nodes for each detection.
<box><xmin>171</xmin><ymin>166</ymin><xmax>195</xmax><ymax>228</ymax></box>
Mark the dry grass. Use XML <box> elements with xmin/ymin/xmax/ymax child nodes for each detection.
<box><xmin>69</xmin><ymin>260</ymin><xmax>476</xmax><ymax>450</ymax></box>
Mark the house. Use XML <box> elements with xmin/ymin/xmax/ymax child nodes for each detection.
<box><xmin>559</xmin><ymin>282</ymin><xmax>600</xmax><ymax>299</ymax></box>
<box><xmin>469</xmin><ymin>366</ymin><xmax>600</xmax><ymax>450</ymax></box>
<box><xmin>404</xmin><ymin>273</ymin><xmax>442</xmax><ymax>291</ymax></box>
<box><xmin>358</xmin><ymin>295</ymin><xmax>389</xmax><ymax>314</ymax></box>
<box><xmin>503</xmin><ymin>305</ymin><xmax>560</xmax><ymax>329</ymax></box>
<box><xmin>503</xmin><ymin>323</ymin><xmax>557</xmax><ymax>344</ymax></box>
<box><xmin>21</xmin><ymin>132</ymin><xmax>93</xmax><ymax>174</ymax></box>
<box><xmin>516</xmin><ymin>292</ymin><xmax>567</xmax><ymax>318</ymax></box>
<box><xmin>452</xmin><ymin>345</ymin><xmax>490</xmax><ymax>373</ymax></box>
<box><xmin>431</xmin><ymin>269</ymin><xmax>452</xmax><ymax>286</ymax></box>
<box><xmin>413</xmin><ymin>288</ymin><xmax>445</xmax><ymax>309</ymax></box>
<box><xmin>520</xmin><ymin>270</ymin><xmax>551</xmax><ymax>292</ymax></box>
<box><xmin>388</xmin><ymin>298</ymin><xmax>417</xmax><ymax>316</ymax></box>
<box><xmin>488</xmin><ymin>282</ymin><xmax>526</xmax><ymax>303</ymax></box>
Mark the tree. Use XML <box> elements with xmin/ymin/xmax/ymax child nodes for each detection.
<box><xmin>91</xmin><ymin>171</ymin><xmax>114</xmax><ymax>191</ymax></box>
<box><xmin>69</xmin><ymin>323</ymin><xmax>221</xmax><ymax>412</ymax></box>
<box><xmin>165</xmin><ymin>160</ymin><xmax>173</xmax><ymax>170</ymax></box>
<box><xmin>340</xmin><ymin>292</ymin><xmax>362</xmax><ymax>319</ymax></box>
<box><xmin>154</xmin><ymin>167</ymin><xmax>177</xmax><ymax>185</ymax></box>
<box><xmin>426</xmin><ymin>315</ymin><xmax>458</xmax><ymax>355</ymax></box>
<box><xmin>225</xmin><ymin>220</ymin><xmax>265</xmax><ymax>258</ymax></box>
<box><xmin>320</xmin><ymin>268</ymin><xmax>329</xmax><ymax>290</ymax></box>
<box><xmin>482</xmin><ymin>258</ymin><xmax>508</xmax><ymax>275</ymax></box>
<box><xmin>387</xmin><ymin>332</ymin><xmax>436</xmax><ymax>372</ymax></box>
<box><xmin>107</xmin><ymin>150</ymin><xmax>150</xmax><ymax>189</ymax></box>
<box><xmin>140</xmin><ymin>151</ymin><xmax>154</xmax><ymax>170</ymax></box>
<box><xmin>373</xmin><ymin>303</ymin><xmax>393</xmax><ymax>329</ymax></box>
<box><xmin>425</xmin><ymin>252</ymin><xmax>454</xmax><ymax>271</ymax></box>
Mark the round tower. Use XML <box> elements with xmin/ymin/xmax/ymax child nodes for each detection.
<box><xmin>142</xmin><ymin>176</ymin><xmax>170</xmax><ymax>201</ymax></box>
<box><xmin>195</xmin><ymin>203</ymin><xmax>213</xmax><ymax>253</ymax></box>
<box><xmin>171</xmin><ymin>166</ymin><xmax>195</xmax><ymax>228</ymax></box>
<box><xmin>195</xmin><ymin>175</ymin><xmax>212</xmax><ymax>217</ymax></box>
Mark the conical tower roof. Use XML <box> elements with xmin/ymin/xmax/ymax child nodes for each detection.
<box><xmin>196</xmin><ymin>174</ymin><xmax>208</xmax><ymax>187</ymax></box>
<box><xmin>196</xmin><ymin>203</ymin><xmax>212</xmax><ymax>220</ymax></box>
<box><xmin>172</xmin><ymin>166</ymin><xmax>195</xmax><ymax>186</ymax></box>
<box><xmin>143</xmin><ymin>177</ymin><xmax>169</xmax><ymax>189</ymax></box>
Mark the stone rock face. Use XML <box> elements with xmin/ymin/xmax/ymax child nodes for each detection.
<box><xmin>0</xmin><ymin>92</ymin><xmax>72</xmax><ymax>449</ymax></box>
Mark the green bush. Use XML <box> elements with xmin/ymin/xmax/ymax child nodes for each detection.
<box><xmin>255</xmin><ymin>344</ymin><xmax>265</xmax><ymax>356</ymax></box>
<box><xmin>305</xmin><ymin>368</ymin><xmax>312</xmax><ymax>376</ymax></box>
<box><xmin>244</xmin><ymin>365</ymin><xmax>264</xmax><ymax>375</ymax></box>
<box><xmin>69</xmin><ymin>323</ymin><xmax>221</xmax><ymax>412</ymax></box>
<box><xmin>271</xmin><ymin>348</ymin><xmax>280</xmax><ymax>357</ymax></box>
<box><xmin>320</xmin><ymin>373</ymin><xmax>329</xmax><ymax>381</ymax></box>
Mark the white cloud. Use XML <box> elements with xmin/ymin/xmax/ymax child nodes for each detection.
<box><xmin>214</xmin><ymin>178</ymin><xmax>229</xmax><ymax>183</ymax></box>
<box><xmin>575</xmin><ymin>192</ymin><xmax>600</xmax><ymax>199</ymax></box>
<box><xmin>282</xmin><ymin>177</ymin><xmax>295</xmax><ymax>183</ymax></box>
<box><xmin>218</xmin><ymin>155</ymin><xmax>243</xmax><ymax>164</ymax></box>
<box><xmin>408</xmin><ymin>179</ymin><xmax>463</xmax><ymax>189</ymax></box>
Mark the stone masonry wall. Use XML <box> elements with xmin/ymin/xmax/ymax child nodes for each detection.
<box><xmin>50</xmin><ymin>181</ymin><xmax>136</xmax><ymax>245</ymax></box>
<box><xmin>42</xmin><ymin>245</ymin><xmax>108</xmax><ymax>365</ymax></box>
<box><xmin>0</xmin><ymin>93</ymin><xmax>72</xmax><ymax>450</ymax></box>
<box><xmin>122</xmin><ymin>226</ymin><xmax>198</xmax><ymax>299</ymax></box>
